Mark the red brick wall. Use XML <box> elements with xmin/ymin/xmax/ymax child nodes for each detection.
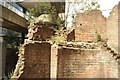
<box><xmin>67</xmin><ymin>29</ymin><xmax>75</xmax><ymax>41</ymax></box>
<box><xmin>33</xmin><ymin>27</ymin><xmax>53</xmax><ymax>39</ymax></box>
<box><xmin>14</xmin><ymin>42</ymin><xmax>118</xmax><ymax>78</ymax></box>
<box><xmin>74</xmin><ymin>10</ymin><xmax>107</xmax><ymax>42</ymax></box>
<box><xmin>67</xmin><ymin>10</ymin><xmax>107</xmax><ymax>42</ymax></box>
<box><xmin>57</xmin><ymin>48</ymin><xmax>118</xmax><ymax>78</ymax></box>
<box><xmin>20</xmin><ymin>42</ymin><xmax>51</xmax><ymax>78</ymax></box>
<box><xmin>67</xmin><ymin>28</ymin><xmax>96</xmax><ymax>42</ymax></box>
<box><xmin>75</xmin><ymin>26</ymin><xmax>96</xmax><ymax>42</ymax></box>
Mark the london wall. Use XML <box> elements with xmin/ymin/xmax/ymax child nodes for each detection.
<box><xmin>20</xmin><ymin>42</ymin><xmax>51</xmax><ymax>78</ymax></box>
<box><xmin>74</xmin><ymin>10</ymin><xmax>107</xmax><ymax>42</ymax></box>
<box><xmin>68</xmin><ymin>3</ymin><xmax>120</xmax><ymax>54</ymax></box>
<box><xmin>57</xmin><ymin>48</ymin><xmax>118</xmax><ymax>78</ymax></box>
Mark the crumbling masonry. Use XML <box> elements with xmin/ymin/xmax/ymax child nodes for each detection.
<box><xmin>12</xmin><ymin>3</ymin><xmax>120</xmax><ymax>79</ymax></box>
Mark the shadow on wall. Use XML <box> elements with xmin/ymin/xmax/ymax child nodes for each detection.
<box><xmin>5</xmin><ymin>48</ymin><xmax>18</xmax><ymax>76</ymax></box>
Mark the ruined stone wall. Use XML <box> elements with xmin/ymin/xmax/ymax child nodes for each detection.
<box><xmin>75</xmin><ymin>26</ymin><xmax>96</xmax><ymax>42</ymax></box>
<box><xmin>74</xmin><ymin>10</ymin><xmax>107</xmax><ymax>42</ymax></box>
<box><xmin>12</xmin><ymin>41</ymin><xmax>119</xmax><ymax>79</ymax></box>
<box><xmin>107</xmin><ymin>4</ymin><xmax>119</xmax><ymax>54</ymax></box>
<box><xmin>67</xmin><ymin>29</ymin><xmax>75</xmax><ymax>41</ymax></box>
<box><xmin>57</xmin><ymin>47</ymin><xmax>118</xmax><ymax>78</ymax></box>
<box><xmin>27</xmin><ymin>24</ymin><xmax>54</xmax><ymax>40</ymax></box>
<box><xmin>20</xmin><ymin>42</ymin><xmax>51</xmax><ymax>78</ymax></box>
<box><xmin>68</xmin><ymin>3</ymin><xmax>120</xmax><ymax>53</ymax></box>
<box><xmin>12</xmin><ymin>4</ymin><xmax>120</xmax><ymax>79</ymax></box>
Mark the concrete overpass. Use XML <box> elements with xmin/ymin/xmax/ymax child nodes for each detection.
<box><xmin>0</xmin><ymin>4</ymin><xmax>28</xmax><ymax>34</ymax></box>
<box><xmin>17</xmin><ymin>2</ymin><xmax>65</xmax><ymax>13</ymax></box>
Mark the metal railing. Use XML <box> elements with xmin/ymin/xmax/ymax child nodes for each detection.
<box><xmin>0</xmin><ymin>2</ymin><xmax>25</xmax><ymax>18</ymax></box>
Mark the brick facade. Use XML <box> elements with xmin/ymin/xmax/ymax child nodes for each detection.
<box><xmin>27</xmin><ymin>25</ymin><xmax>54</xmax><ymax>40</ymax></box>
<box><xmin>75</xmin><ymin>10</ymin><xmax>107</xmax><ymax>39</ymax></box>
<box><xmin>33</xmin><ymin>27</ymin><xmax>53</xmax><ymax>39</ymax></box>
<box><xmin>13</xmin><ymin>42</ymin><xmax>118</xmax><ymax>79</ymax></box>
<box><xmin>20</xmin><ymin>42</ymin><xmax>51</xmax><ymax>78</ymax></box>
<box><xmin>57</xmin><ymin>48</ymin><xmax>118</xmax><ymax>78</ymax></box>
<box><xmin>67</xmin><ymin>3</ymin><xmax>120</xmax><ymax>54</ymax></box>
<box><xmin>67</xmin><ymin>10</ymin><xmax>107</xmax><ymax>42</ymax></box>
<box><xmin>67</xmin><ymin>29</ymin><xmax>75</xmax><ymax>41</ymax></box>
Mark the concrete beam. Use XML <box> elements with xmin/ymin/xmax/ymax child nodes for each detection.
<box><xmin>17</xmin><ymin>2</ymin><xmax>65</xmax><ymax>13</ymax></box>
<box><xmin>0</xmin><ymin>5</ymin><xmax>28</xmax><ymax>33</ymax></box>
<box><xmin>2</xmin><ymin>18</ymin><xmax>28</xmax><ymax>34</ymax></box>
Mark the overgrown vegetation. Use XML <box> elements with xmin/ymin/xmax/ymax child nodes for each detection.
<box><xmin>25</xmin><ymin>1</ymin><xmax>101</xmax><ymax>43</ymax></box>
<box><xmin>25</xmin><ymin>2</ymin><xmax>67</xmax><ymax>43</ymax></box>
<box><xmin>3</xmin><ymin>70</ymin><xmax>14</xmax><ymax>80</ymax></box>
<box><xmin>94</xmin><ymin>26</ymin><xmax>102</xmax><ymax>42</ymax></box>
<box><xmin>82</xmin><ymin>0</ymin><xmax>100</xmax><ymax>10</ymax></box>
<box><xmin>96</xmin><ymin>33</ymin><xmax>102</xmax><ymax>42</ymax></box>
<box><xmin>26</xmin><ymin>2</ymin><xmax>65</xmax><ymax>30</ymax></box>
<box><xmin>3</xmin><ymin>28</ymin><xmax>21</xmax><ymax>48</ymax></box>
<box><xmin>26</xmin><ymin>2</ymin><xmax>57</xmax><ymax>22</ymax></box>
<box><xmin>50</xmin><ymin>27</ymin><xmax>70</xmax><ymax>43</ymax></box>
<box><xmin>51</xmin><ymin>35</ymin><xmax>66</xmax><ymax>43</ymax></box>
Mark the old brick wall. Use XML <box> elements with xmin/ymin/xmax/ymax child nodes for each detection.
<box><xmin>12</xmin><ymin>42</ymin><xmax>119</xmax><ymax>79</ymax></box>
<box><xmin>12</xmin><ymin>4</ymin><xmax>120</xmax><ymax>78</ymax></box>
<box><xmin>75</xmin><ymin>26</ymin><xmax>96</xmax><ymax>42</ymax></box>
<box><xmin>74</xmin><ymin>10</ymin><xmax>107</xmax><ymax>42</ymax></box>
<box><xmin>33</xmin><ymin>27</ymin><xmax>53</xmax><ymax>38</ymax></box>
<box><xmin>72</xmin><ymin>3</ymin><xmax>120</xmax><ymax>53</ymax></box>
<box><xmin>57</xmin><ymin>48</ymin><xmax>118</xmax><ymax>78</ymax></box>
<box><xmin>27</xmin><ymin>25</ymin><xmax>54</xmax><ymax>40</ymax></box>
<box><xmin>20</xmin><ymin>42</ymin><xmax>51</xmax><ymax>78</ymax></box>
<box><xmin>67</xmin><ymin>29</ymin><xmax>75</xmax><ymax>41</ymax></box>
<box><xmin>107</xmin><ymin>4</ymin><xmax>119</xmax><ymax>54</ymax></box>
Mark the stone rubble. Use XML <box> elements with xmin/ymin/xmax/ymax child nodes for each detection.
<box><xmin>11</xmin><ymin>45</ymin><xmax>25</xmax><ymax>78</ymax></box>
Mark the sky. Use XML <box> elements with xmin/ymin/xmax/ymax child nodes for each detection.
<box><xmin>99</xmin><ymin>0</ymin><xmax>120</xmax><ymax>17</ymax></box>
<box><xmin>66</xmin><ymin>0</ymin><xmax>120</xmax><ymax>28</ymax></box>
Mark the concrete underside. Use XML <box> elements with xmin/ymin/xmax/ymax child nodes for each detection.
<box><xmin>1</xmin><ymin>5</ymin><xmax>28</xmax><ymax>33</ymax></box>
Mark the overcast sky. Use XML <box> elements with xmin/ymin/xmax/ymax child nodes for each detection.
<box><xmin>99</xmin><ymin>0</ymin><xmax>120</xmax><ymax>17</ymax></box>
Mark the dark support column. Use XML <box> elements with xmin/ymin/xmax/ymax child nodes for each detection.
<box><xmin>21</xmin><ymin>33</ymin><xmax>25</xmax><ymax>44</ymax></box>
